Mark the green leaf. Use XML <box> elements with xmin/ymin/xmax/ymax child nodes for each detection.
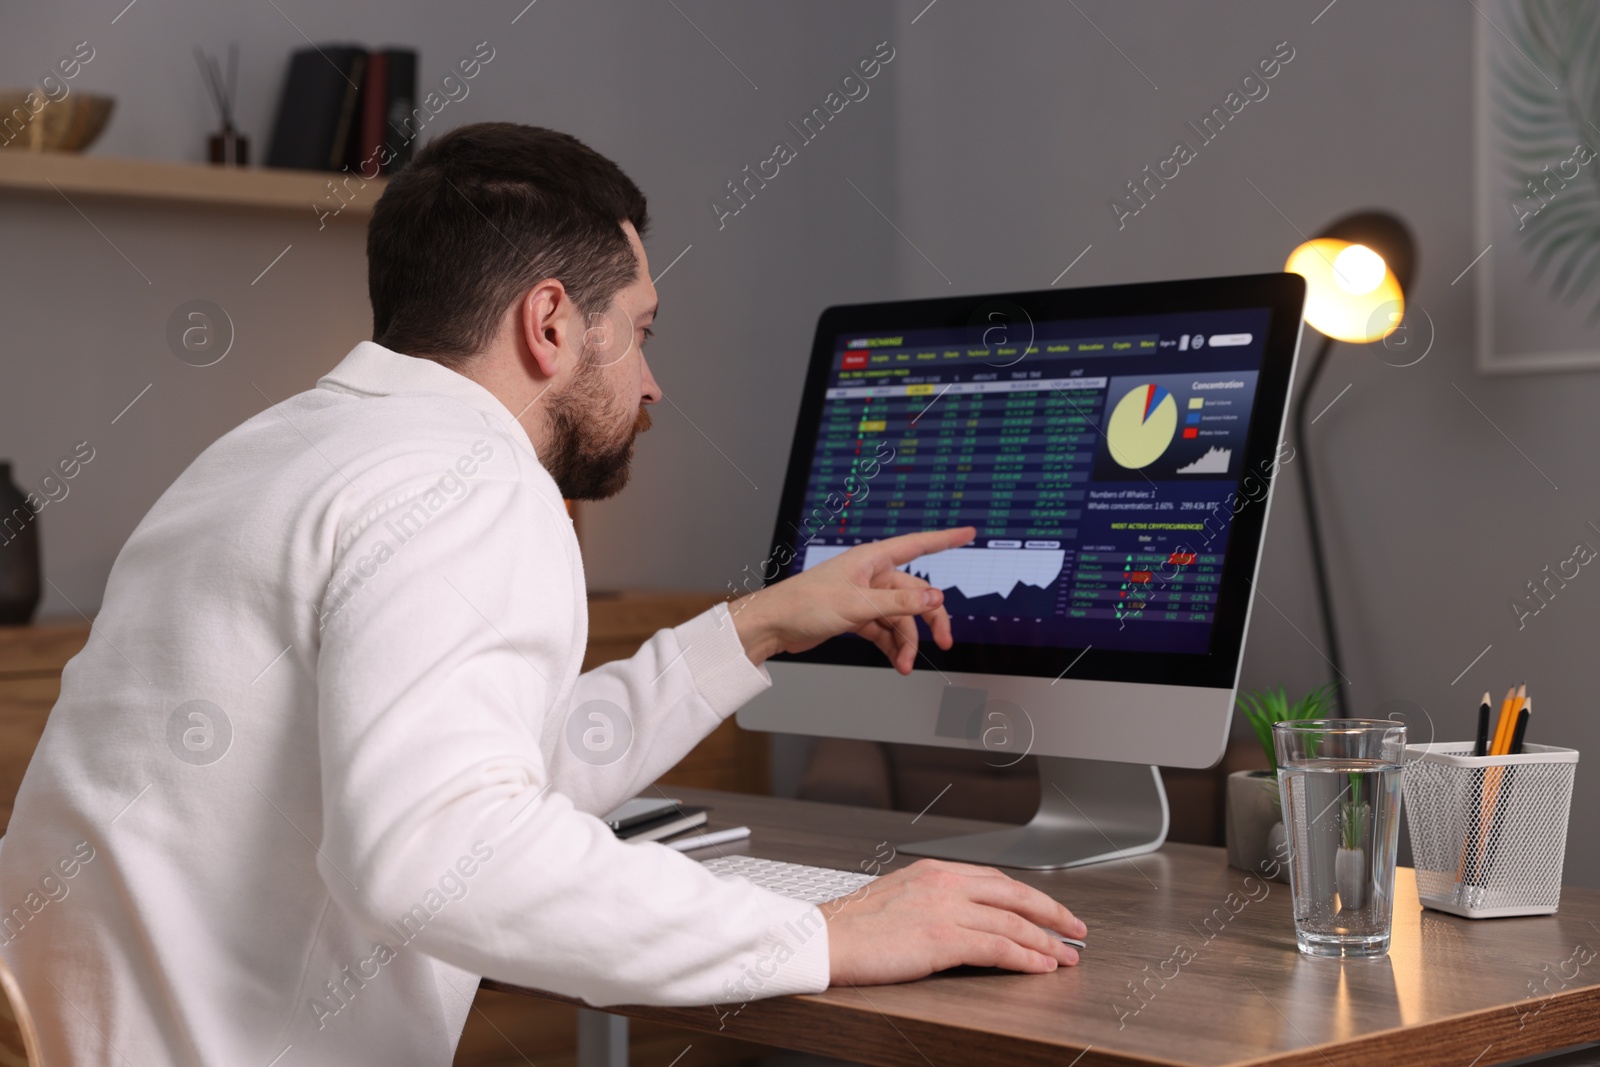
<box><xmin>1236</xmin><ymin>682</ymin><xmax>1339</xmax><ymax>773</ymax></box>
<box><xmin>1495</xmin><ymin>0</ymin><xmax>1600</xmax><ymax>321</ymax></box>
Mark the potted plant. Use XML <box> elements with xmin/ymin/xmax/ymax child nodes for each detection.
<box><xmin>1336</xmin><ymin>770</ymin><xmax>1370</xmax><ymax>911</ymax></box>
<box><xmin>1226</xmin><ymin>682</ymin><xmax>1338</xmax><ymax>881</ymax></box>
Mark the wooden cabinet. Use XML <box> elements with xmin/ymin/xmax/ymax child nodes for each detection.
<box><xmin>0</xmin><ymin>593</ymin><xmax>771</xmax><ymax>1067</ymax></box>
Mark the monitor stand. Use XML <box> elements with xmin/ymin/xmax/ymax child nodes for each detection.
<box><xmin>897</xmin><ymin>757</ymin><xmax>1169</xmax><ymax>870</ymax></box>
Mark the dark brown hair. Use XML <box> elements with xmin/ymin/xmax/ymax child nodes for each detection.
<box><xmin>368</xmin><ymin>123</ymin><xmax>649</xmax><ymax>364</ymax></box>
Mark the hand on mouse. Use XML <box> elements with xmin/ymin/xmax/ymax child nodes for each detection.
<box><xmin>821</xmin><ymin>858</ymin><xmax>1087</xmax><ymax>985</ymax></box>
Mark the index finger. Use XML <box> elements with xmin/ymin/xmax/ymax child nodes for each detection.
<box><xmin>870</xmin><ymin>527</ymin><xmax>977</xmax><ymax>569</ymax></box>
<box><xmin>967</xmin><ymin>878</ymin><xmax>1088</xmax><ymax>940</ymax></box>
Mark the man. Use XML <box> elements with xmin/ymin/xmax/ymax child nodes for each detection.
<box><xmin>0</xmin><ymin>123</ymin><xmax>1084</xmax><ymax>1065</ymax></box>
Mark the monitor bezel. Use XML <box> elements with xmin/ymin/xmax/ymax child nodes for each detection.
<box><xmin>763</xmin><ymin>272</ymin><xmax>1306</xmax><ymax>690</ymax></box>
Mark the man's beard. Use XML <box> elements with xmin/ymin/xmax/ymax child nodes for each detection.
<box><xmin>541</xmin><ymin>362</ymin><xmax>652</xmax><ymax>501</ymax></box>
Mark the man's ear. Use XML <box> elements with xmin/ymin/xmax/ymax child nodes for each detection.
<box><xmin>517</xmin><ymin>279</ymin><xmax>573</xmax><ymax>379</ymax></box>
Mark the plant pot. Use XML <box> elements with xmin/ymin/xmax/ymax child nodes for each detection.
<box><xmin>1267</xmin><ymin>821</ymin><xmax>1289</xmax><ymax>884</ymax></box>
<box><xmin>1336</xmin><ymin>846</ymin><xmax>1366</xmax><ymax>911</ymax></box>
<box><xmin>1226</xmin><ymin>769</ymin><xmax>1287</xmax><ymax>882</ymax></box>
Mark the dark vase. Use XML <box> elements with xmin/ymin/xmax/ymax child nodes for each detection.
<box><xmin>0</xmin><ymin>462</ymin><xmax>42</xmax><ymax>625</ymax></box>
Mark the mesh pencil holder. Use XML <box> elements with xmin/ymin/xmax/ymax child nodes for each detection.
<box><xmin>1402</xmin><ymin>742</ymin><xmax>1579</xmax><ymax>919</ymax></box>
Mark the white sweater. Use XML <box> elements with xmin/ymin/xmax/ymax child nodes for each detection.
<box><xmin>0</xmin><ymin>342</ymin><xmax>830</xmax><ymax>1066</ymax></box>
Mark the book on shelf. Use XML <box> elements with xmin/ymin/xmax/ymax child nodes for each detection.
<box><xmin>348</xmin><ymin>49</ymin><xmax>386</xmax><ymax>174</ymax></box>
<box><xmin>380</xmin><ymin>49</ymin><xmax>418</xmax><ymax>173</ymax></box>
<box><xmin>267</xmin><ymin>45</ymin><xmax>417</xmax><ymax>175</ymax></box>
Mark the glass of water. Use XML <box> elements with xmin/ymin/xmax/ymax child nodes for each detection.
<box><xmin>1273</xmin><ymin>719</ymin><xmax>1407</xmax><ymax>958</ymax></box>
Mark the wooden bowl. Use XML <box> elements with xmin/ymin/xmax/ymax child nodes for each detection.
<box><xmin>0</xmin><ymin>90</ymin><xmax>114</xmax><ymax>152</ymax></box>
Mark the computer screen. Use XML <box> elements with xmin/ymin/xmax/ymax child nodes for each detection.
<box><xmin>762</xmin><ymin>275</ymin><xmax>1303</xmax><ymax>691</ymax></box>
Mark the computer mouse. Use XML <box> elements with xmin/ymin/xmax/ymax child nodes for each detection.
<box><xmin>1040</xmin><ymin>927</ymin><xmax>1087</xmax><ymax>950</ymax></box>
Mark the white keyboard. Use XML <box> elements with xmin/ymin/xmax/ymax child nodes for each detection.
<box><xmin>701</xmin><ymin>855</ymin><xmax>876</xmax><ymax>904</ymax></box>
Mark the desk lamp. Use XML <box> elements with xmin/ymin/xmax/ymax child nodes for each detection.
<box><xmin>1283</xmin><ymin>211</ymin><xmax>1416</xmax><ymax>713</ymax></box>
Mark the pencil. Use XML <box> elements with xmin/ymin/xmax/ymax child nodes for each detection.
<box><xmin>1509</xmin><ymin>697</ymin><xmax>1531</xmax><ymax>755</ymax></box>
<box><xmin>1491</xmin><ymin>687</ymin><xmax>1516</xmax><ymax>755</ymax></box>
<box><xmin>1481</xmin><ymin>696</ymin><xmax>1532</xmax><ymax>893</ymax></box>
<box><xmin>1469</xmin><ymin>685</ymin><xmax>1518</xmax><ymax>898</ymax></box>
<box><xmin>1502</xmin><ymin>684</ymin><xmax>1527</xmax><ymax>755</ymax></box>
<box><xmin>1473</xmin><ymin>692</ymin><xmax>1492</xmax><ymax>757</ymax></box>
<box><xmin>1458</xmin><ymin>690</ymin><xmax>1497</xmax><ymax>894</ymax></box>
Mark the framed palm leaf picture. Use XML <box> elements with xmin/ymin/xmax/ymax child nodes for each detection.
<box><xmin>1475</xmin><ymin>0</ymin><xmax>1600</xmax><ymax>373</ymax></box>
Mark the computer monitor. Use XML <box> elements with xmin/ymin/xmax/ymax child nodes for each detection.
<box><xmin>737</xmin><ymin>273</ymin><xmax>1307</xmax><ymax>869</ymax></box>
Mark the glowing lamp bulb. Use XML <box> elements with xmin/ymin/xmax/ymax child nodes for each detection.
<box><xmin>1331</xmin><ymin>244</ymin><xmax>1385</xmax><ymax>295</ymax></box>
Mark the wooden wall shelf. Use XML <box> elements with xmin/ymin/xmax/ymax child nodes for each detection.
<box><xmin>0</xmin><ymin>150</ymin><xmax>384</xmax><ymax>220</ymax></box>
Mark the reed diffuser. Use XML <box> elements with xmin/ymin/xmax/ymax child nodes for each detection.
<box><xmin>195</xmin><ymin>43</ymin><xmax>246</xmax><ymax>165</ymax></box>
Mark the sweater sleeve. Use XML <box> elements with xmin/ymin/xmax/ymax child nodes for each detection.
<box><xmin>548</xmin><ymin>603</ymin><xmax>771</xmax><ymax>818</ymax></box>
<box><xmin>313</xmin><ymin>468</ymin><xmax>829</xmax><ymax>1007</ymax></box>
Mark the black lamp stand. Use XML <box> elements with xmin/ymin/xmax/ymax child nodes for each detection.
<box><xmin>1290</xmin><ymin>330</ymin><xmax>1348</xmax><ymax>714</ymax></box>
<box><xmin>1285</xmin><ymin>209</ymin><xmax>1416</xmax><ymax>717</ymax></box>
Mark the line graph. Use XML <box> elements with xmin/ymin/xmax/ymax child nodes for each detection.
<box><xmin>803</xmin><ymin>545</ymin><xmax>1065</xmax><ymax>602</ymax></box>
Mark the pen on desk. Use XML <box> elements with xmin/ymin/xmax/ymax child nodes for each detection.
<box><xmin>666</xmin><ymin>825</ymin><xmax>752</xmax><ymax>852</ymax></box>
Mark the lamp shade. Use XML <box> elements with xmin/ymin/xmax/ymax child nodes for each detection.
<box><xmin>1284</xmin><ymin>211</ymin><xmax>1416</xmax><ymax>344</ymax></box>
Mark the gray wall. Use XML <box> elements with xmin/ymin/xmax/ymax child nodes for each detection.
<box><xmin>3</xmin><ymin>2</ymin><xmax>1596</xmax><ymax>885</ymax></box>
<box><xmin>885</xmin><ymin>0</ymin><xmax>1599</xmax><ymax>885</ymax></box>
<box><xmin>0</xmin><ymin>0</ymin><xmax>900</xmax><ymax>613</ymax></box>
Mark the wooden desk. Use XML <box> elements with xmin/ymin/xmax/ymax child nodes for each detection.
<box><xmin>488</xmin><ymin>788</ymin><xmax>1600</xmax><ymax>1067</ymax></box>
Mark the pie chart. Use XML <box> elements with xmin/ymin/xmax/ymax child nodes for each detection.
<box><xmin>1106</xmin><ymin>383</ymin><xmax>1178</xmax><ymax>468</ymax></box>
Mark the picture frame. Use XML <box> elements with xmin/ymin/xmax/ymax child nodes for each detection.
<box><xmin>1474</xmin><ymin>0</ymin><xmax>1600</xmax><ymax>374</ymax></box>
